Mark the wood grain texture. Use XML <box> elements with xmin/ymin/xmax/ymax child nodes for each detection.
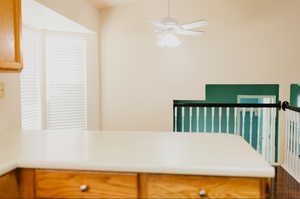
<box><xmin>17</xmin><ymin>169</ymin><xmax>36</xmax><ymax>199</ymax></box>
<box><xmin>35</xmin><ymin>169</ymin><xmax>138</xmax><ymax>199</ymax></box>
<box><xmin>4</xmin><ymin>169</ymin><xmax>273</xmax><ymax>199</ymax></box>
<box><xmin>0</xmin><ymin>170</ymin><xmax>19</xmax><ymax>199</ymax></box>
<box><xmin>0</xmin><ymin>0</ymin><xmax>22</xmax><ymax>72</ymax></box>
<box><xmin>139</xmin><ymin>173</ymin><xmax>270</xmax><ymax>199</ymax></box>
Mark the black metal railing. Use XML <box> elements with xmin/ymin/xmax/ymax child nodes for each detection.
<box><xmin>174</xmin><ymin>102</ymin><xmax>282</xmax><ymax>108</ymax></box>
<box><xmin>282</xmin><ymin>101</ymin><xmax>300</xmax><ymax>113</ymax></box>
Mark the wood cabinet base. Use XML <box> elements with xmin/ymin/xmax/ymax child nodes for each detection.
<box><xmin>9</xmin><ymin>169</ymin><xmax>272</xmax><ymax>199</ymax></box>
<box><xmin>0</xmin><ymin>171</ymin><xmax>19</xmax><ymax>199</ymax></box>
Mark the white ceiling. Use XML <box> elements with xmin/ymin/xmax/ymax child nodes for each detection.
<box><xmin>88</xmin><ymin>0</ymin><xmax>137</xmax><ymax>9</ymax></box>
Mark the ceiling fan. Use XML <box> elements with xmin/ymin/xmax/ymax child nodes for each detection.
<box><xmin>152</xmin><ymin>0</ymin><xmax>208</xmax><ymax>37</ymax></box>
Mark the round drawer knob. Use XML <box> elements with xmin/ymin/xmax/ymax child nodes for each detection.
<box><xmin>80</xmin><ymin>185</ymin><xmax>89</xmax><ymax>192</ymax></box>
<box><xmin>199</xmin><ymin>190</ymin><xmax>207</xmax><ymax>197</ymax></box>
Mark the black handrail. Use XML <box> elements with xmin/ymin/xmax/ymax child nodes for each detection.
<box><xmin>174</xmin><ymin>101</ymin><xmax>282</xmax><ymax>109</ymax></box>
<box><xmin>282</xmin><ymin>101</ymin><xmax>300</xmax><ymax>113</ymax></box>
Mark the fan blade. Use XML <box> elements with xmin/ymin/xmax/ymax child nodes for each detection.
<box><xmin>181</xmin><ymin>21</ymin><xmax>208</xmax><ymax>30</ymax></box>
<box><xmin>151</xmin><ymin>21</ymin><xmax>165</xmax><ymax>28</ymax></box>
<box><xmin>176</xmin><ymin>29</ymin><xmax>204</xmax><ymax>36</ymax></box>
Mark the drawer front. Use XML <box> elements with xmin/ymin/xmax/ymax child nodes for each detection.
<box><xmin>140</xmin><ymin>174</ymin><xmax>269</xmax><ymax>199</ymax></box>
<box><xmin>36</xmin><ymin>170</ymin><xmax>138</xmax><ymax>199</ymax></box>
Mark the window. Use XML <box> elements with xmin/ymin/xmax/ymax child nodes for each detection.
<box><xmin>21</xmin><ymin>27</ymin><xmax>88</xmax><ymax>130</ymax></box>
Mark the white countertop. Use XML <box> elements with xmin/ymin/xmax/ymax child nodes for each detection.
<box><xmin>0</xmin><ymin>131</ymin><xmax>275</xmax><ymax>178</ymax></box>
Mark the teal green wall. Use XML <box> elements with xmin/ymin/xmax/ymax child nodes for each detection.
<box><xmin>290</xmin><ymin>84</ymin><xmax>300</xmax><ymax>107</ymax></box>
<box><xmin>206</xmin><ymin>84</ymin><xmax>279</xmax><ymax>103</ymax></box>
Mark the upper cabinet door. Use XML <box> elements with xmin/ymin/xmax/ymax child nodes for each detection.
<box><xmin>0</xmin><ymin>0</ymin><xmax>22</xmax><ymax>72</ymax></box>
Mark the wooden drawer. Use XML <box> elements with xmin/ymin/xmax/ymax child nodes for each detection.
<box><xmin>140</xmin><ymin>174</ymin><xmax>270</xmax><ymax>199</ymax></box>
<box><xmin>35</xmin><ymin>170</ymin><xmax>138</xmax><ymax>199</ymax></box>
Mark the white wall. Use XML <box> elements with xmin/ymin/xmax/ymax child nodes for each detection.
<box><xmin>0</xmin><ymin>74</ymin><xmax>21</xmax><ymax>133</ymax></box>
<box><xmin>100</xmin><ymin>0</ymin><xmax>300</xmax><ymax>132</ymax></box>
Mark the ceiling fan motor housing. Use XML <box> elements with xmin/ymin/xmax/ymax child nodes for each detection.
<box><xmin>162</xmin><ymin>17</ymin><xmax>178</xmax><ymax>26</ymax></box>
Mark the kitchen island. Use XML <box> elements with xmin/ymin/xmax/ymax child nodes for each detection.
<box><xmin>0</xmin><ymin>131</ymin><xmax>275</xmax><ymax>198</ymax></box>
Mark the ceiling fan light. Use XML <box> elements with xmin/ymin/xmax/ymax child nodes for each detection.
<box><xmin>157</xmin><ymin>33</ymin><xmax>181</xmax><ymax>48</ymax></box>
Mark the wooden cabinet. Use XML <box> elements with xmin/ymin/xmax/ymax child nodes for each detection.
<box><xmin>139</xmin><ymin>174</ymin><xmax>270</xmax><ymax>199</ymax></box>
<box><xmin>0</xmin><ymin>171</ymin><xmax>19</xmax><ymax>199</ymax></box>
<box><xmin>35</xmin><ymin>170</ymin><xmax>138</xmax><ymax>199</ymax></box>
<box><xmin>0</xmin><ymin>0</ymin><xmax>22</xmax><ymax>72</ymax></box>
<box><xmin>16</xmin><ymin>169</ymin><xmax>271</xmax><ymax>199</ymax></box>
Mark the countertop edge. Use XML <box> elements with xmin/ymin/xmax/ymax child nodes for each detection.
<box><xmin>17</xmin><ymin>161</ymin><xmax>276</xmax><ymax>178</ymax></box>
<box><xmin>0</xmin><ymin>161</ymin><xmax>18</xmax><ymax>177</ymax></box>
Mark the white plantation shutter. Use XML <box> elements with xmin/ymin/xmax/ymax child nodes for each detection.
<box><xmin>21</xmin><ymin>27</ymin><xmax>42</xmax><ymax>130</ymax></box>
<box><xmin>46</xmin><ymin>33</ymin><xmax>87</xmax><ymax>130</ymax></box>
